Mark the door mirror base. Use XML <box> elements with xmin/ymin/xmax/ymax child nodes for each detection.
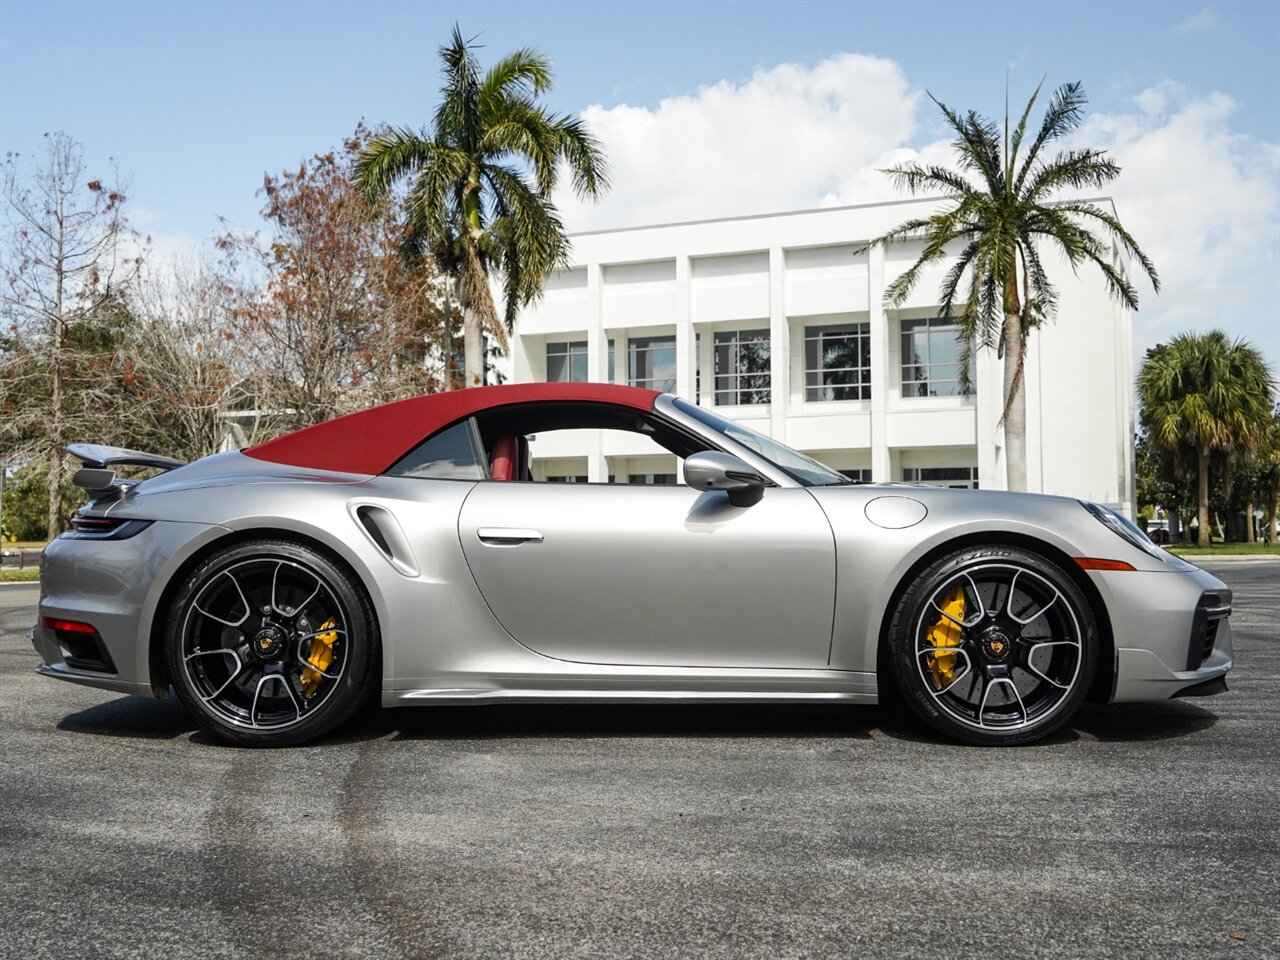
<box><xmin>684</xmin><ymin>451</ymin><xmax>767</xmax><ymax>507</ymax></box>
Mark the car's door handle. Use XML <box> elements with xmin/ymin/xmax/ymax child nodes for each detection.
<box><xmin>476</xmin><ymin>527</ymin><xmax>544</xmax><ymax>546</ymax></box>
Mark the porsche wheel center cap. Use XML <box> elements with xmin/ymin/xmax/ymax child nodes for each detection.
<box><xmin>980</xmin><ymin>629</ymin><xmax>1013</xmax><ymax>662</ymax></box>
<box><xmin>252</xmin><ymin>626</ymin><xmax>286</xmax><ymax>660</ymax></box>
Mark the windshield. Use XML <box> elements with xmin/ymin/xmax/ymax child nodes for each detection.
<box><xmin>673</xmin><ymin>398</ymin><xmax>851</xmax><ymax>487</ymax></box>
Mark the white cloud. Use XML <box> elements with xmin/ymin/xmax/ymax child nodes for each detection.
<box><xmin>555</xmin><ymin>54</ymin><xmax>921</xmax><ymax>232</ymax></box>
<box><xmin>1075</xmin><ymin>83</ymin><xmax>1280</xmax><ymax>368</ymax></box>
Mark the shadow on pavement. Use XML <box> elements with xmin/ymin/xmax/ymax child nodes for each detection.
<box><xmin>378</xmin><ymin>701</ymin><xmax>889</xmax><ymax>743</ymax></box>
<box><xmin>56</xmin><ymin>693</ymin><xmax>198</xmax><ymax>740</ymax></box>
<box><xmin>52</xmin><ymin>693</ymin><xmax>1218</xmax><ymax>747</ymax></box>
<box><xmin>1069</xmin><ymin>700</ymin><xmax>1218</xmax><ymax>741</ymax></box>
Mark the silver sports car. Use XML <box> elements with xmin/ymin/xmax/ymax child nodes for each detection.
<box><xmin>32</xmin><ymin>383</ymin><xmax>1233</xmax><ymax>747</ymax></box>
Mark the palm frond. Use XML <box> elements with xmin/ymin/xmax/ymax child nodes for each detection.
<box><xmin>880</xmin><ymin>162</ymin><xmax>981</xmax><ymax>199</ymax></box>
<box><xmin>550</xmin><ymin>114</ymin><xmax>610</xmax><ymax>199</ymax></box>
<box><xmin>478</xmin><ymin>102</ymin><xmax>562</xmax><ymax>193</ymax></box>
<box><xmin>1022</xmin><ymin>149</ymin><xmax>1121</xmax><ymax>201</ymax></box>
<box><xmin>435</xmin><ymin>25</ymin><xmax>483</xmax><ymax>152</ymax></box>
<box><xmin>1015</xmin><ymin>81</ymin><xmax>1087</xmax><ymax>191</ymax></box>
<box><xmin>354</xmin><ymin>128</ymin><xmax>438</xmax><ymax>200</ymax></box>
<box><xmin>1006</xmin><ymin>77</ymin><xmax>1045</xmax><ymax>182</ymax></box>
<box><xmin>1051</xmin><ymin>201</ymin><xmax>1160</xmax><ymax>292</ymax></box>
<box><xmin>478</xmin><ymin>48</ymin><xmax>553</xmax><ymax>108</ymax></box>
<box><xmin>927</xmin><ymin>92</ymin><xmax>1004</xmax><ymax>196</ymax></box>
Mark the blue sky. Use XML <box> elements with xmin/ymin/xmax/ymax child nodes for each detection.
<box><xmin>2</xmin><ymin>0</ymin><xmax>1277</xmax><ymax>375</ymax></box>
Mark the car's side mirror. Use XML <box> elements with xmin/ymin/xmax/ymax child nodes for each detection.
<box><xmin>683</xmin><ymin>451</ymin><xmax>766</xmax><ymax>507</ymax></box>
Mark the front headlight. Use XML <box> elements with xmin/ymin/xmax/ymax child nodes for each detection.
<box><xmin>1079</xmin><ymin>501</ymin><xmax>1169</xmax><ymax>563</ymax></box>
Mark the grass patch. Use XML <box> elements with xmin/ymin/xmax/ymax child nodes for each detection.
<box><xmin>0</xmin><ymin>568</ymin><xmax>39</xmax><ymax>583</ymax></box>
<box><xmin>1167</xmin><ymin>542</ymin><xmax>1280</xmax><ymax>557</ymax></box>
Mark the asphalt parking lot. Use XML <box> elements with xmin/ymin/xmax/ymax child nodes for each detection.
<box><xmin>1</xmin><ymin>559</ymin><xmax>1277</xmax><ymax>960</ymax></box>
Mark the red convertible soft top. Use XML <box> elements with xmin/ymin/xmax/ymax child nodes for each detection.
<box><xmin>243</xmin><ymin>382</ymin><xmax>661</xmax><ymax>475</ymax></box>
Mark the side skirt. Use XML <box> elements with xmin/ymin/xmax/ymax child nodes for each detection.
<box><xmin>383</xmin><ymin>668</ymin><xmax>879</xmax><ymax>707</ymax></box>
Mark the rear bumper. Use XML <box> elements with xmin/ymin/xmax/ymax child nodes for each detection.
<box><xmin>1091</xmin><ymin>563</ymin><xmax>1234</xmax><ymax>703</ymax></box>
<box><xmin>31</xmin><ymin>628</ymin><xmax>154</xmax><ymax>697</ymax></box>
<box><xmin>33</xmin><ymin>519</ymin><xmax>225</xmax><ymax>697</ymax></box>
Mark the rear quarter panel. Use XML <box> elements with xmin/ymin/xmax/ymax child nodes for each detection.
<box><xmin>104</xmin><ymin>453</ymin><xmax>501</xmax><ymax>692</ymax></box>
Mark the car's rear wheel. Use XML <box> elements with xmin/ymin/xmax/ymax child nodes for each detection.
<box><xmin>165</xmin><ymin>539</ymin><xmax>377</xmax><ymax>747</ymax></box>
<box><xmin>885</xmin><ymin>545</ymin><xmax>1097</xmax><ymax>746</ymax></box>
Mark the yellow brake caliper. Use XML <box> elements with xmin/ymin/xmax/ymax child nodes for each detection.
<box><xmin>925</xmin><ymin>587</ymin><xmax>965</xmax><ymax>690</ymax></box>
<box><xmin>300</xmin><ymin>618</ymin><xmax>337</xmax><ymax>698</ymax></box>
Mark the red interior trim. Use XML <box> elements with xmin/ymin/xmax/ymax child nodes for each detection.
<box><xmin>242</xmin><ymin>383</ymin><xmax>660</xmax><ymax>476</ymax></box>
<box><xmin>490</xmin><ymin>435</ymin><xmax>517</xmax><ymax>481</ymax></box>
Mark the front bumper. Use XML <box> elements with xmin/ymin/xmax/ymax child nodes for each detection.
<box><xmin>1091</xmin><ymin>562</ymin><xmax>1234</xmax><ymax>703</ymax></box>
<box><xmin>32</xmin><ymin>519</ymin><xmax>226</xmax><ymax>698</ymax></box>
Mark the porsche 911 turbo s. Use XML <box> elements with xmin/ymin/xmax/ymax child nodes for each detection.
<box><xmin>32</xmin><ymin>383</ymin><xmax>1233</xmax><ymax>746</ymax></box>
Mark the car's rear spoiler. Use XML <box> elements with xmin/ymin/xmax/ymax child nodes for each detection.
<box><xmin>67</xmin><ymin>443</ymin><xmax>186</xmax><ymax>500</ymax></box>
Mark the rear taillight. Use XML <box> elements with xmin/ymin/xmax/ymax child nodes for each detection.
<box><xmin>69</xmin><ymin>515</ymin><xmax>121</xmax><ymax>533</ymax></box>
<box><xmin>63</xmin><ymin>514</ymin><xmax>153</xmax><ymax>540</ymax></box>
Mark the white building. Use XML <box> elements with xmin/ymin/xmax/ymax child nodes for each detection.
<box><xmin>509</xmin><ymin>198</ymin><xmax>1135</xmax><ymax>513</ymax></box>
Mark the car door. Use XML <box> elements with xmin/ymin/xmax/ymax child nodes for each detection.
<box><xmin>457</xmin><ymin>481</ymin><xmax>836</xmax><ymax>669</ymax></box>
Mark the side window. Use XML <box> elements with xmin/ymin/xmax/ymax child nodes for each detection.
<box><xmin>386</xmin><ymin>419</ymin><xmax>488</xmax><ymax>480</ymax></box>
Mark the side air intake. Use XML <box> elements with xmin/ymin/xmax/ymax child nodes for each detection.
<box><xmin>352</xmin><ymin>504</ymin><xmax>419</xmax><ymax>578</ymax></box>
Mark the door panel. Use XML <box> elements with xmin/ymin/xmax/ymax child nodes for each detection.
<box><xmin>458</xmin><ymin>483</ymin><xmax>835</xmax><ymax>668</ymax></box>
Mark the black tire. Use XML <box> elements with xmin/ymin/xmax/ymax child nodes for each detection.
<box><xmin>885</xmin><ymin>544</ymin><xmax>1097</xmax><ymax>746</ymax></box>
<box><xmin>165</xmin><ymin>539</ymin><xmax>378</xmax><ymax>747</ymax></box>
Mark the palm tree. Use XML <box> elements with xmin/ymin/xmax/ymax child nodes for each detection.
<box><xmin>1137</xmin><ymin>332</ymin><xmax>1274</xmax><ymax>547</ymax></box>
<box><xmin>866</xmin><ymin>81</ymin><xmax>1159</xmax><ymax>490</ymax></box>
<box><xmin>1258</xmin><ymin>408</ymin><xmax>1280</xmax><ymax>545</ymax></box>
<box><xmin>356</xmin><ymin>26</ymin><xmax>608</xmax><ymax>387</ymax></box>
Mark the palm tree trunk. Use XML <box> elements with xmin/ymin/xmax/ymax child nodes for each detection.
<box><xmin>1197</xmin><ymin>448</ymin><xmax>1211</xmax><ymax>548</ymax></box>
<box><xmin>1269</xmin><ymin>492</ymin><xmax>1278</xmax><ymax>544</ymax></box>
<box><xmin>1245</xmin><ymin>501</ymin><xmax>1255</xmax><ymax>543</ymax></box>
<box><xmin>1002</xmin><ymin>312</ymin><xmax>1027</xmax><ymax>491</ymax></box>
<box><xmin>463</xmin><ymin>307</ymin><xmax>484</xmax><ymax>388</ymax></box>
<box><xmin>440</xmin><ymin>291</ymin><xmax>455</xmax><ymax>391</ymax></box>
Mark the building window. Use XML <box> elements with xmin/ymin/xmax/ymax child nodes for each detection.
<box><xmin>902</xmin><ymin>466</ymin><xmax>978</xmax><ymax>489</ymax></box>
<box><xmin>805</xmin><ymin>324</ymin><xmax>870</xmax><ymax>401</ymax></box>
<box><xmin>901</xmin><ymin>318</ymin><xmax>973</xmax><ymax>397</ymax></box>
<box><xmin>546</xmin><ymin>341</ymin><xmax>588</xmax><ymax>382</ymax></box>
<box><xmin>714</xmin><ymin>329</ymin><xmax>771</xmax><ymax>405</ymax></box>
<box><xmin>628</xmin><ymin>473</ymin><xmax>677</xmax><ymax>485</ymax></box>
<box><xmin>546</xmin><ymin>475</ymin><xmax>588</xmax><ymax>483</ymax></box>
<box><xmin>840</xmin><ymin>468</ymin><xmax>872</xmax><ymax>483</ymax></box>
<box><xmin>629</xmin><ymin>336</ymin><xmax>676</xmax><ymax>392</ymax></box>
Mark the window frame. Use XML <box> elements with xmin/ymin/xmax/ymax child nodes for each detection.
<box><xmin>545</xmin><ymin>339</ymin><xmax>589</xmax><ymax>383</ymax></box>
<box><xmin>713</xmin><ymin>327</ymin><xmax>771</xmax><ymax>406</ymax></box>
<box><xmin>803</xmin><ymin>322</ymin><xmax>871</xmax><ymax>402</ymax></box>
<box><xmin>899</xmin><ymin>317</ymin><xmax>973</xmax><ymax>399</ymax></box>
<box><xmin>627</xmin><ymin>335</ymin><xmax>677</xmax><ymax>393</ymax></box>
<box><xmin>901</xmin><ymin>465</ymin><xmax>979</xmax><ymax>489</ymax></box>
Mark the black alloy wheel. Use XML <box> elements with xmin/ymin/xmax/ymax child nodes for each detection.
<box><xmin>886</xmin><ymin>545</ymin><xmax>1098</xmax><ymax>746</ymax></box>
<box><xmin>166</xmin><ymin>539</ymin><xmax>377</xmax><ymax>747</ymax></box>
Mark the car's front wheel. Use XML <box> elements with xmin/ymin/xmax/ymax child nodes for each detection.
<box><xmin>165</xmin><ymin>539</ymin><xmax>377</xmax><ymax>747</ymax></box>
<box><xmin>885</xmin><ymin>545</ymin><xmax>1097</xmax><ymax>746</ymax></box>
